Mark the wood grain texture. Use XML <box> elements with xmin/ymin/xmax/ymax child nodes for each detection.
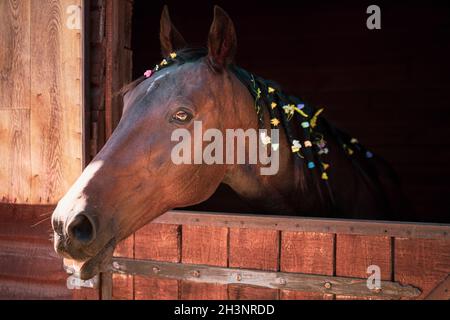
<box><xmin>280</xmin><ymin>232</ymin><xmax>334</xmax><ymax>299</ymax></box>
<box><xmin>0</xmin><ymin>277</ymin><xmax>72</xmax><ymax>300</ymax></box>
<box><xmin>336</xmin><ymin>235</ymin><xmax>391</xmax><ymax>300</ymax></box>
<box><xmin>0</xmin><ymin>204</ymin><xmax>99</xmax><ymax>299</ymax></box>
<box><xmin>182</xmin><ymin>225</ymin><xmax>228</xmax><ymax>266</ymax></box>
<box><xmin>228</xmin><ymin>285</ymin><xmax>278</xmax><ymax>300</ymax></box>
<box><xmin>135</xmin><ymin>277</ymin><xmax>178</xmax><ymax>300</ymax></box>
<box><xmin>228</xmin><ymin>228</ymin><xmax>279</xmax><ymax>299</ymax></box>
<box><xmin>281</xmin><ymin>232</ymin><xmax>334</xmax><ymax>275</ymax></box>
<box><xmin>0</xmin><ymin>0</ymin><xmax>31</xmax><ymax>110</ymax></box>
<box><xmin>30</xmin><ymin>0</ymin><xmax>83</xmax><ymax>204</ymax></box>
<box><xmin>0</xmin><ymin>0</ymin><xmax>31</xmax><ymax>203</ymax></box>
<box><xmin>134</xmin><ymin>223</ymin><xmax>180</xmax><ymax>300</ymax></box>
<box><xmin>180</xmin><ymin>225</ymin><xmax>228</xmax><ymax>299</ymax></box>
<box><xmin>105</xmin><ymin>0</ymin><xmax>133</xmax><ymax>137</ymax></box>
<box><xmin>135</xmin><ymin>223</ymin><xmax>180</xmax><ymax>262</ymax></box>
<box><xmin>229</xmin><ymin>228</ymin><xmax>279</xmax><ymax>271</ymax></box>
<box><xmin>280</xmin><ymin>290</ymin><xmax>334</xmax><ymax>300</ymax></box>
<box><xmin>112</xmin><ymin>234</ymin><xmax>133</xmax><ymax>300</ymax></box>
<box><xmin>155</xmin><ymin>211</ymin><xmax>450</xmax><ymax>240</ymax></box>
<box><xmin>0</xmin><ymin>110</ymin><xmax>31</xmax><ymax>202</ymax></box>
<box><xmin>395</xmin><ymin>238</ymin><xmax>450</xmax><ymax>299</ymax></box>
<box><xmin>336</xmin><ymin>235</ymin><xmax>391</xmax><ymax>279</ymax></box>
<box><xmin>180</xmin><ymin>281</ymin><xmax>228</xmax><ymax>300</ymax></box>
<box><xmin>112</xmin><ymin>257</ymin><xmax>420</xmax><ymax>299</ymax></box>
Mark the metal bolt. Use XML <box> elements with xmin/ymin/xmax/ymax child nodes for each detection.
<box><xmin>374</xmin><ymin>287</ymin><xmax>382</xmax><ymax>293</ymax></box>
<box><xmin>112</xmin><ymin>261</ymin><xmax>120</xmax><ymax>270</ymax></box>
<box><xmin>324</xmin><ymin>282</ymin><xmax>332</xmax><ymax>289</ymax></box>
<box><xmin>278</xmin><ymin>278</ymin><xmax>286</xmax><ymax>285</ymax></box>
<box><xmin>192</xmin><ymin>270</ymin><xmax>200</xmax><ymax>278</ymax></box>
<box><xmin>152</xmin><ymin>267</ymin><xmax>160</xmax><ymax>274</ymax></box>
<box><xmin>236</xmin><ymin>274</ymin><xmax>242</xmax><ymax>282</ymax></box>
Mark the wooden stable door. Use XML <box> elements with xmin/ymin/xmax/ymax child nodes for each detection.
<box><xmin>0</xmin><ymin>0</ymin><xmax>84</xmax><ymax>205</ymax></box>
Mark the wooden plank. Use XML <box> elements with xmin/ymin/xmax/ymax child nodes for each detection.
<box><xmin>154</xmin><ymin>211</ymin><xmax>450</xmax><ymax>240</ymax></box>
<box><xmin>100</xmin><ymin>272</ymin><xmax>112</xmax><ymax>300</ymax></box>
<box><xmin>0</xmin><ymin>239</ymin><xmax>67</xmax><ymax>282</ymax></box>
<box><xmin>181</xmin><ymin>282</ymin><xmax>228</xmax><ymax>300</ymax></box>
<box><xmin>135</xmin><ymin>224</ymin><xmax>180</xmax><ymax>262</ymax></box>
<box><xmin>134</xmin><ymin>223</ymin><xmax>179</xmax><ymax>300</ymax></box>
<box><xmin>281</xmin><ymin>290</ymin><xmax>334</xmax><ymax>300</ymax></box>
<box><xmin>0</xmin><ymin>203</ymin><xmax>55</xmax><ymax>242</ymax></box>
<box><xmin>425</xmin><ymin>275</ymin><xmax>450</xmax><ymax>300</ymax></box>
<box><xmin>182</xmin><ymin>225</ymin><xmax>228</xmax><ymax>266</ymax></box>
<box><xmin>112</xmin><ymin>258</ymin><xmax>421</xmax><ymax>299</ymax></box>
<box><xmin>228</xmin><ymin>285</ymin><xmax>278</xmax><ymax>300</ymax></box>
<box><xmin>281</xmin><ymin>232</ymin><xmax>334</xmax><ymax>275</ymax></box>
<box><xmin>0</xmin><ymin>0</ymin><xmax>31</xmax><ymax>203</ymax></box>
<box><xmin>104</xmin><ymin>0</ymin><xmax>132</xmax><ymax>137</ymax></box>
<box><xmin>180</xmin><ymin>225</ymin><xmax>228</xmax><ymax>299</ymax></box>
<box><xmin>0</xmin><ymin>0</ymin><xmax>31</xmax><ymax>111</ymax></box>
<box><xmin>229</xmin><ymin>228</ymin><xmax>279</xmax><ymax>299</ymax></box>
<box><xmin>0</xmin><ymin>204</ymin><xmax>100</xmax><ymax>299</ymax></box>
<box><xmin>0</xmin><ymin>277</ymin><xmax>72</xmax><ymax>300</ymax></box>
<box><xmin>229</xmin><ymin>228</ymin><xmax>279</xmax><ymax>271</ymax></box>
<box><xmin>395</xmin><ymin>238</ymin><xmax>450</xmax><ymax>299</ymax></box>
<box><xmin>336</xmin><ymin>235</ymin><xmax>392</xmax><ymax>300</ymax></box>
<box><xmin>336</xmin><ymin>235</ymin><xmax>391</xmax><ymax>279</ymax></box>
<box><xmin>112</xmin><ymin>234</ymin><xmax>134</xmax><ymax>300</ymax></box>
<box><xmin>30</xmin><ymin>0</ymin><xmax>83</xmax><ymax>204</ymax></box>
<box><xmin>280</xmin><ymin>232</ymin><xmax>334</xmax><ymax>299</ymax></box>
<box><xmin>0</xmin><ymin>110</ymin><xmax>31</xmax><ymax>203</ymax></box>
<box><xmin>135</xmin><ymin>278</ymin><xmax>178</xmax><ymax>300</ymax></box>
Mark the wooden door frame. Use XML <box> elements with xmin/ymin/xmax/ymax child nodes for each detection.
<box><xmin>84</xmin><ymin>0</ymin><xmax>133</xmax><ymax>164</ymax></box>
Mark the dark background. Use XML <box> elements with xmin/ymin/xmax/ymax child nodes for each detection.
<box><xmin>131</xmin><ymin>0</ymin><xmax>450</xmax><ymax>222</ymax></box>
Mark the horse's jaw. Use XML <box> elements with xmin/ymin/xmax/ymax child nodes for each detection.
<box><xmin>63</xmin><ymin>238</ymin><xmax>116</xmax><ymax>280</ymax></box>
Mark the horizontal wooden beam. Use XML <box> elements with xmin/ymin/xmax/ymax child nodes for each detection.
<box><xmin>154</xmin><ymin>210</ymin><xmax>450</xmax><ymax>240</ymax></box>
<box><xmin>111</xmin><ymin>257</ymin><xmax>421</xmax><ymax>299</ymax></box>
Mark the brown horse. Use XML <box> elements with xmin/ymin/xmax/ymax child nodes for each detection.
<box><xmin>51</xmin><ymin>6</ymin><xmax>408</xmax><ymax>279</ymax></box>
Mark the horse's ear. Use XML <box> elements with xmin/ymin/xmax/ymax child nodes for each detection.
<box><xmin>160</xmin><ymin>5</ymin><xmax>187</xmax><ymax>57</ymax></box>
<box><xmin>207</xmin><ymin>6</ymin><xmax>237</xmax><ymax>71</ymax></box>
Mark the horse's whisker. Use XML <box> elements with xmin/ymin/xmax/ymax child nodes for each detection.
<box><xmin>31</xmin><ymin>216</ymin><xmax>51</xmax><ymax>228</ymax></box>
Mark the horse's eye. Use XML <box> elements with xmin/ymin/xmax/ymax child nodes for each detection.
<box><xmin>172</xmin><ymin>110</ymin><xmax>191</xmax><ymax>122</ymax></box>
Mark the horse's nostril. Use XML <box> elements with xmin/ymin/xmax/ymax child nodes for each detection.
<box><xmin>67</xmin><ymin>214</ymin><xmax>95</xmax><ymax>244</ymax></box>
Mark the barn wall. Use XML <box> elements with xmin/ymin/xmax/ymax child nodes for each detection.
<box><xmin>0</xmin><ymin>0</ymin><xmax>83</xmax><ymax>204</ymax></box>
<box><xmin>0</xmin><ymin>0</ymin><xmax>93</xmax><ymax>299</ymax></box>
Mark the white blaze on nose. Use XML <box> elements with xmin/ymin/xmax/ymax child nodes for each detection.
<box><xmin>54</xmin><ymin>160</ymin><xmax>105</xmax><ymax>223</ymax></box>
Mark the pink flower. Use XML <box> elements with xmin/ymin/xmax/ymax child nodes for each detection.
<box><xmin>144</xmin><ymin>70</ymin><xmax>153</xmax><ymax>78</ymax></box>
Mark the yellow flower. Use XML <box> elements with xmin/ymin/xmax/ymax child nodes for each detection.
<box><xmin>321</xmin><ymin>172</ymin><xmax>329</xmax><ymax>180</ymax></box>
<box><xmin>322</xmin><ymin>163</ymin><xmax>330</xmax><ymax>170</ymax></box>
<box><xmin>283</xmin><ymin>104</ymin><xmax>295</xmax><ymax>120</ymax></box>
<box><xmin>310</xmin><ymin>108</ymin><xmax>324</xmax><ymax>128</ymax></box>
<box><xmin>268</xmin><ymin>87</ymin><xmax>275</xmax><ymax>93</ymax></box>
<box><xmin>347</xmin><ymin>148</ymin><xmax>354</xmax><ymax>155</ymax></box>
<box><xmin>270</xmin><ymin>118</ymin><xmax>280</xmax><ymax>126</ymax></box>
<box><xmin>294</xmin><ymin>106</ymin><xmax>309</xmax><ymax>118</ymax></box>
<box><xmin>160</xmin><ymin>59</ymin><xmax>168</xmax><ymax>66</ymax></box>
<box><xmin>271</xmin><ymin>102</ymin><xmax>277</xmax><ymax>109</ymax></box>
<box><xmin>170</xmin><ymin>52</ymin><xmax>177</xmax><ymax>59</ymax></box>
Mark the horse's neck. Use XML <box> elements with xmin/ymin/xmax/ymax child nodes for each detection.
<box><xmin>221</xmin><ymin>73</ymin><xmax>336</xmax><ymax>215</ymax></box>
